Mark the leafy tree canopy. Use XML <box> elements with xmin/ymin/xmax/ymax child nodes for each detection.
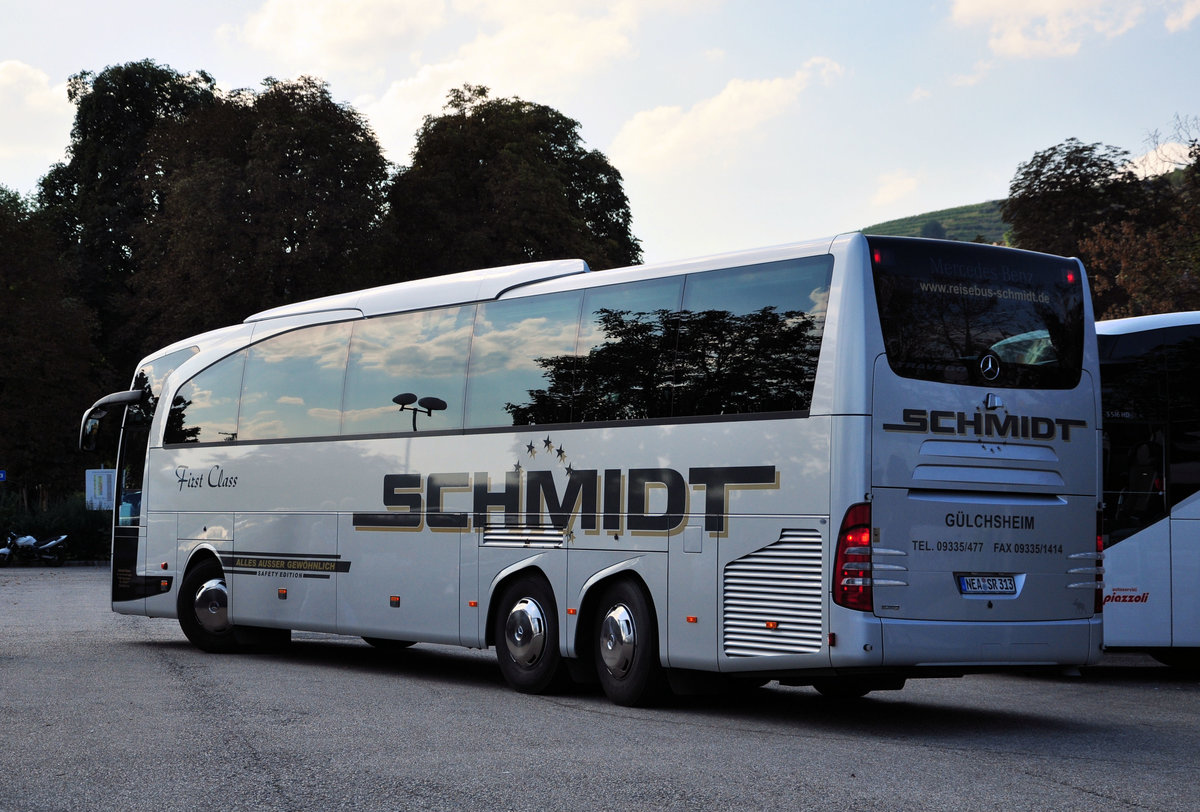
<box><xmin>131</xmin><ymin>75</ymin><xmax>389</xmax><ymax>349</ymax></box>
<box><xmin>37</xmin><ymin>60</ymin><xmax>218</xmax><ymax>376</ymax></box>
<box><xmin>1001</xmin><ymin>137</ymin><xmax>1176</xmax><ymax>315</ymax></box>
<box><xmin>0</xmin><ymin>185</ymin><xmax>99</xmax><ymax>507</ymax></box>
<box><xmin>385</xmin><ymin>84</ymin><xmax>641</xmax><ymax>277</ymax></box>
<box><xmin>1083</xmin><ymin>141</ymin><xmax>1200</xmax><ymax>318</ymax></box>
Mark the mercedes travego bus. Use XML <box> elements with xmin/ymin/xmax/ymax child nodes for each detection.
<box><xmin>81</xmin><ymin>233</ymin><xmax>1104</xmax><ymax>705</ymax></box>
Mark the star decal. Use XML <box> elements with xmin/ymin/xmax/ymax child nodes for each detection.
<box><xmin>526</xmin><ymin>441</ymin><xmax>536</xmax><ymax>457</ymax></box>
<box><xmin>557</xmin><ymin>446</ymin><xmax>567</xmax><ymax>462</ymax></box>
<box><xmin>543</xmin><ymin>436</ymin><xmax>554</xmax><ymax>451</ymax></box>
<box><xmin>513</xmin><ymin>461</ymin><xmax>523</xmax><ymax>472</ymax></box>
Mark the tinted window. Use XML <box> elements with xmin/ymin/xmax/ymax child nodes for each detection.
<box><xmin>1101</xmin><ymin>325</ymin><xmax>1200</xmax><ymax>544</ymax></box>
<box><xmin>570</xmin><ymin>277</ymin><xmax>683</xmax><ymax>422</ymax></box>
<box><xmin>870</xmin><ymin>237</ymin><xmax>1084</xmax><ymax>389</ymax></box>
<box><xmin>166</xmin><ymin>349</ymin><xmax>247</xmax><ymax>444</ymax></box>
<box><xmin>674</xmin><ymin>257</ymin><xmax>831</xmax><ymax>416</ymax></box>
<box><xmin>238</xmin><ymin>323</ymin><xmax>352</xmax><ymax>441</ymax></box>
<box><xmin>344</xmin><ymin>307</ymin><xmax>473</xmax><ymax>433</ymax></box>
<box><xmin>466</xmin><ymin>292</ymin><xmax>582</xmax><ymax>428</ymax></box>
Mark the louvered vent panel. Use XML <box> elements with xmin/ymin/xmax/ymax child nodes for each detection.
<box><xmin>482</xmin><ymin>525</ymin><xmax>564</xmax><ymax>546</ymax></box>
<box><xmin>723</xmin><ymin>528</ymin><xmax>824</xmax><ymax>657</ymax></box>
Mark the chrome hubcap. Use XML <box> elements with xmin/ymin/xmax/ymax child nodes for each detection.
<box><xmin>194</xmin><ymin>578</ymin><xmax>231</xmax><ymax>634</ymax></box>
<box><xmin>504</xmin><ymin>597</ymin><xmax>547</xmax><ymax>667</ymax></box>
<box><xmin>599</xmin><ymin>603</ymin><xmax>636</xmax><ymax>678</ymax></box>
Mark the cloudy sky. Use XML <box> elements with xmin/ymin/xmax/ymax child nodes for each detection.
<box><xmin>2</xmin><ymin>0</ymin><xmax>1198</xmax><ymax>262</ymax></box>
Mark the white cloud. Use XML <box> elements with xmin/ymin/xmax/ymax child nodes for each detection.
<box><xmin>608</xmin><ymin>57</ymin><xmax>844</xmax><ymax>177</ymax></box>
<box><xmin>951</xmin><ymin>60</ymin><xmax>994</xmax><ymax>86</ymax></box>
<box><xmin>355</xmin><ymin>3</ymin><xmax>642</xmax><ymax>163</ymax></box>
<box><xmin>871</xmin><ymin>170</ymin><xmax>920</xmax><ymax>207</ymax></box>
<box><xmin>950</xmin><ymin>0</ymin><xmax>1145</xmax><ymax>57</ymax></box>
<box><xmin>224</xmin><ymin>0</ymin><xmax>448</xmax><ymax>75</ymax></box>
<box><xmin>1126</xmin><ymin>141</ymin><xmax>1193</xmax><ymax>178</ymax></box>
<box><xmin>0</xmin><ymin>61</ymin><xmax>73</xmax><ymax>192</ymax></box>
<box><xmin>910</xmin><ymin>86</ymin><xmax>932</xmax><ymax>102</ymax></box>
<box><xmin>1165</xmin><ymin>0</ymin><xmax>1200</xmax><ymax>30</ymax></box>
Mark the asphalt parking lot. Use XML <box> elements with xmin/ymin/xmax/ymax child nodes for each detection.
<box><xmin>3</xmin><ymin>565</ymin><xmax>1198</xmax><ymax>811</ymax></box>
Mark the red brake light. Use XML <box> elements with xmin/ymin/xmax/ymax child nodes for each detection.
<box><xmin>833</xmin><ymin>503</ymin><xmax>873</xmax><ymax>612</ymax></box>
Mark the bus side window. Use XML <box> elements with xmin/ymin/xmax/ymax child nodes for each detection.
<box><xmin>466</xmin><ymin>292</ymin><xmax>582</xmax><ymax>428</ymax></box>
<box><xmin>239</xmin><ymin>322</ymin><xmax>353</xmax><ymax>441</ymax></box>
<box><xmin>344</xmin><ymin>307</ymin><xmax>473</xmax><ymax>434</ymax></box>
<box><xmin>673</xmin><ymin>256</ymin><xmax>831</xmax><ymax>417</ymax></box>
<box><xmin>165</xmin><ymin>349</ymin><xmax>247</xmax><ymax>445</ymax></box>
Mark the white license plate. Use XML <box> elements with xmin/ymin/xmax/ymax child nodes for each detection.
<box><xmin>958</xmin><ymin>574</ymin><xmax>1016</xmax><ymax>595</ymax></box>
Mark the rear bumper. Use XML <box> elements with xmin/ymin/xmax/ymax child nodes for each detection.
<box><xmin>880</xmin><ymin>616</ymin><xmax>1103</xmax><ymax>667</ymax></box>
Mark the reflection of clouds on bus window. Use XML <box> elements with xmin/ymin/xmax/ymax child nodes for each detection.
<box><xmin>239</xmin><ymin>322</ymin><xmax>352</xmax><ymax>441</ymax></box>
<box><xmin>469</xmin><ymin>316</ymin><xmax>580</xmax><ymax>375</ymax></box>
<box><xmin>344</xmin><ymin>306</ymin><xmax>474</xmax><ymax>434</ymax></box>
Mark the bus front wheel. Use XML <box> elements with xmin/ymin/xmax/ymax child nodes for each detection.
<box><xmin>593</xmin><ymin>579</ymin><xmax>664</xmax><ymax>706</ymax></box>
<box><xmin>178</xmin><ymin>557</ymin><xmax>239</xmax><ymax>653</ymax></box>
<box><xmin>493</xmin><ymin>576</ymin><xmax>566</xmax><ymax>694</ymax></box>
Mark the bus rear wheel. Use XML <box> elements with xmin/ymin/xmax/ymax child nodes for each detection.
<box><xmin>593</xmin><ymin>579</ymin><xmax>664</xmax><ymax>706</ymax></box>
<box><xmin>493</xmin><ymin>576</ymin><xmax>566</xmax><ymax>694</ymax></box>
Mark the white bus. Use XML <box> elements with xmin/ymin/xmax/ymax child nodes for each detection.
<box><xmin>1098</xmin><ymin>311</ymin><xmax>1200</xmax><ymax>668</ymax></box>
<box><xmin>81</xmin><ymin>233</ymin><xmax>1104</xmax><ymax>705</ymax></box>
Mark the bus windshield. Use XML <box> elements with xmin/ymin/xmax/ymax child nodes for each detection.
<box><xmin>869</xmin><ymin>237</ymin><xmax>1084</xmax><ymax>389</ymax></box>
<box><xmin>115</xmin><ymin>346</ymin><xmax>198</xmax><ymax>526</ymax></box>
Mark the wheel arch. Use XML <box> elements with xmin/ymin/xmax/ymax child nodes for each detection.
<box><xmin>574</xmin><ymin>568</ymin><xmax>661</xmax><ymax>668</ymax></box>
<box><xmin>484</xmin><ymin>562</ymin><xmax>555</xmax><ymax>649</ymax></box>
<box><xmin>176</xmin><ymin>546</ymin><xmax>223</xmax><ymax>616</ymax></box>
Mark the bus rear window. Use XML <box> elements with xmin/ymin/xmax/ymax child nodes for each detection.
<box><xmin>868</xmin><ymin>236</ymin><xmax>1084</xmax><ymax>389</ymax></box>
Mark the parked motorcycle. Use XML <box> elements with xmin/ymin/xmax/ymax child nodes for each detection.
<box><xmin>0</xmin><ymin>532</ymin><xmax>68</xmax><ymax>566</ymax></box>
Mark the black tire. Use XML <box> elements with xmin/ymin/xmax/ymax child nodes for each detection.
<box><xmin>363</xmin><ymin>637</ymin><xmax>416</xmax><ymax>650</ymax></box>
<box><xmin>1152</xmin><ymin>649</ymin><xmax>1200</xmax><ymax>671</ymax></box>
<box><xmin>811</xmin><ymin>678</ymin><xmax>871</xmax><ymax>700</ymax></box>
<box><xmin>593</xmin><ymin>579</ymin><xmax>665</xmax><ymax>706</ymax></box>
<box><xmin>493</xmin><ymin>575</ymin><xmax>566</xmax><ymax>694</ymax></box>
<box><xmin>177</xmin><ymin>557</ymin><xmax>240</xmax><ymax>653</ymax></box>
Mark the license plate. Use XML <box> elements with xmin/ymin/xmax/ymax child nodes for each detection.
<box><xmin>958</xmin><ymin>574</ymin><xmax>1016</xmax><ymax>595</ymax></box>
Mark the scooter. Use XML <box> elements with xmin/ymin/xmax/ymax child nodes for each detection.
<box><xmin>0</xmin><ymin>532</ymin><xmax>68</xmax><ymax>566</ymax></box>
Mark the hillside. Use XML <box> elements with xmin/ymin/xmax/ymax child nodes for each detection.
<box><xmin>863</xmin><ymin>200</ymin><xmax>1007</xmax><ymax>244</ymax></box>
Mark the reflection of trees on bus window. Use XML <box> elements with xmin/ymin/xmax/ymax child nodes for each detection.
<box><xmin>507</xmin><ymin>306</ymin><xmax>822</xmax><ymax>424</ymax></box>
<box><xmin>871</xmin><ymin>239</ymin><xmax>1083</xmax><ymax>389</ymax></box>
<box><xmin>506</xmin><ymin>256</ymin><xmax>831</xmax><ymax>424</ymax></box>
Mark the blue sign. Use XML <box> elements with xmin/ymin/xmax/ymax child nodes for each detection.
<box><xmin>0</xmin><ymin>470</ymin><xmax>6</xmax><ymax>482</ymax></box>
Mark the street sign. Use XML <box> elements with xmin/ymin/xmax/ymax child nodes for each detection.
<box><xmin>0</xmin><ymin>470</ymin><xmax>6</xmax><ymax>482</ymax></box>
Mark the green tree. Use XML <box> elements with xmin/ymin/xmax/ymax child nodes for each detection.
<box><xmin>1001</xmin><ymin>138</ymin><xmax>1173</xmax><ymax>315</ymax></box>
<box><xmin>1083</xmin><ymin>142</ymin><xmax>1200</xmax><ymax>318</ymax></box>
<box><xmin>130</xmin><ymin>76</ymin><xmax>389</xmax><ymax>348</ymax></box>
<box><xmin>919</xmin><ymin>219</ymin><xmax>946</xmax><ymax>240</ymax></box>
<box><xmin>384</xmin><ymin>85</ymin><xmax>641</xmax><ymax>278</ymax></box>
<box><xmin>37</xmin><ymin>60</ymin><xmax>217</xmax><ymax>377</ymax></box>
<box><xmin>0</xmin><ymin>187</ymin><xmax>100</xmax><ymax>508</ymax></box>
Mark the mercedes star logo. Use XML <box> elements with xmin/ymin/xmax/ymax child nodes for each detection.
<box><xmin>979</xmin><ymin>353</ymin><xmax>1001</xmax><ymax>381</ymax></box>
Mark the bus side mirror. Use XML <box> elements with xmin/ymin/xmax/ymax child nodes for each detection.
<box><xmin>79</xmin><ymin>389</ymin><xmax>147</xmax><ymax>452</ymax></box>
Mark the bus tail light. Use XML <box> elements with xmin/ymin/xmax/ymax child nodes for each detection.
<box><xmin>833</xmin><ymin>503</ymin><xmax>873</xmax><ymax>612</ymax></box>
